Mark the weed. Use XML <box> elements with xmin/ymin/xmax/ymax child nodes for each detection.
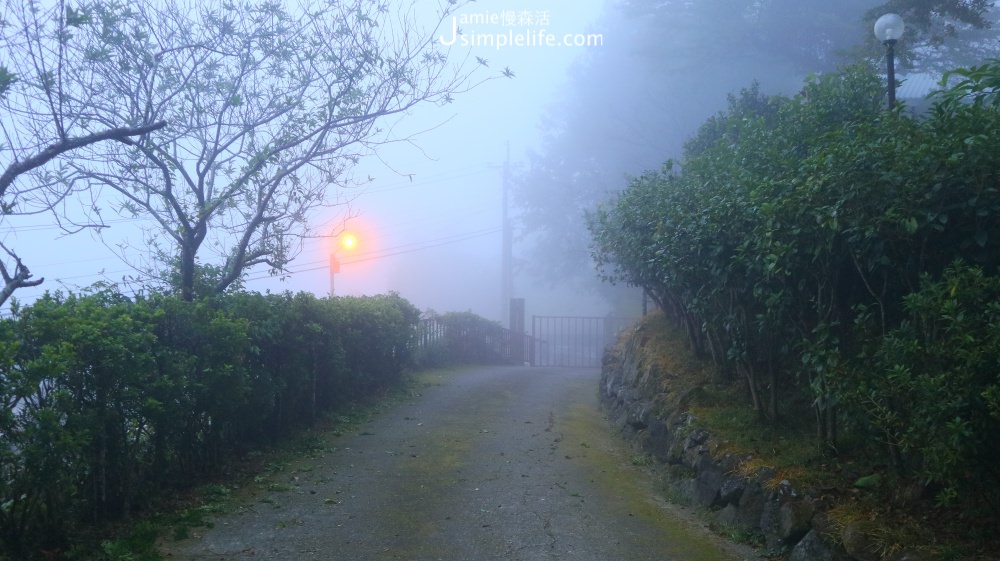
<box><xmin>630</xmin><ymin>454</ymin><xmax>654</xmax><ymax>467</ymax></box>
<box><xmin>264</xmin><ymin>461</ymin><xmax>286</xmax><ymax>473</ymax></box>
<box><xmin>717</xmin><ymin>524</ymin><xmax>765</xmax><ymax>548</ymax></box>
<box><xmin>934</xmin><ymin>544</ymin><xmax>969</xmax><ymax>561</ymax></box>
<box><xmin>294</xmin><ymin>435</ymin><xmax>329</xmax><ymax>457</ymax></box>
<box><xmin>64</xmin><ymin>521</ymin><xmax>162</xmax><ymax>561</ymax></box>
<box><xmin>658</xmin><ymin>479</ymin><xmax>694</xmax><ymax>507</ymax></box>
<box><xmin>202</xmin><ymin>484</ymin><xmax>231</xmax><ymax>500</ymax></box>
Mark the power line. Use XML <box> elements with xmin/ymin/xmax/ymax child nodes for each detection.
<box><xmin>243</xmin><ymin>226</ymin><xmax>501</xmax><ymax>282</ymax></box>
<box><xmin>0</xmin><ymin>216</ymin><xmax>150</xmax><ymax>234</ymax></box>
<box><xmin>13</xmin><ymin>223</ymin><xmax>502</xmax><ymax>288</ymax></box>
<box><xmin>344</xmin><ymin>228</ymin><xmax>501</xmax><ymax>265</ymax></box>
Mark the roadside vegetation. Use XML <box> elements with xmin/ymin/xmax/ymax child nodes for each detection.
<box><xmin>622</xmin><ymin>312</ymin><xmax>999</xmax><ymax>559</ymax></box>
<box><xmin>0</xmin><ymin>272</ymin><xmax>512</xmax><ymax>561</ymax></box>
<box><xmin>0</xmin><ymin>288</ymin><xmax>421</xmax><ymax>560</ymax></box>
<box><xmin>587</xmin><ymin>60</ymin><xmax>1000</xmax><ymax>558</ymax></box>
<box><xmin>0</xmin><ymin>0</ymin><xmax>500</xmax><ymax>556</ymax></box>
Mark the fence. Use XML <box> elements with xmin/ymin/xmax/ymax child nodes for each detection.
<box><xmin>415</xmin><ymin>316</ymin><xmax>531</xmax><ymax>366</ymax></box>
<box><xmin>414</xmin><ymin>314</ymin><xmax>637</xmax><ymax>368</ymax></box>
<box><xmin>530</xmin><ymin>315</ymin><xmax>636</xmax><ymax>367</ymax></box>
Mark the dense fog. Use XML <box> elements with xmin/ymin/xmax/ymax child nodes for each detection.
<box><xmin>2</xmin><ymin>0</ymin><xmax>998</xmax><ymax>325</ymax></box>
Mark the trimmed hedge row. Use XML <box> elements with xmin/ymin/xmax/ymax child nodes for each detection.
<box><xmin>587</xmin><ymin>61</ymin><xmax>1000</xmax><ymax>512</ymax></box>
<box><xmin>0</xmin><ymin>289</ymin><xmax>419</xmax><ymax>557</ymax></box>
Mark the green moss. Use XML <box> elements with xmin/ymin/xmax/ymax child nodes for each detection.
<box><xmin>559</xmin><ymin>398</ymin><xmax>738</xmax><ymax>560</ymax></box>
<box><xmin>622</xmin><ymin>314</ymin><xmax>1000</xmax><ymax>559</ymax></box>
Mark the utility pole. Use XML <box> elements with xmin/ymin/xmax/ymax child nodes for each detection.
<box><xmin>329</xmin><ymin>254</ymin><xmax>339</xmax><ymax>296</ymax></box>
<box><xmin>501</xmin><ymin>141</ymin><xmax>513</xmax><ymax>328</ymax></box>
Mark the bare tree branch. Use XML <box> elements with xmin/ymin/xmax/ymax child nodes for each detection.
<box><xmin>0</xmin><ymin>242</ymin><xmax>44</xmax><ymax>306</ymax></box>
<box><xmin>68</xmin><ymin>0</ymin><xmax>503</xmax><ymax>300</ymax></box>
<box><xmin>0</xmin><ymin>121</ymin><xmax>166</xmax><ymax>199</ymax></box>
<box><xmin>0</xmin><ymin>0</ymin><xmax>171</xmax><ymax>306</ymax></box>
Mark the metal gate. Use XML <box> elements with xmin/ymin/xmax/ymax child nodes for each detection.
<box><xmin>530</xmin><ymin>316</ymin><xmax>636</xmax><ymax>367</ymax></box>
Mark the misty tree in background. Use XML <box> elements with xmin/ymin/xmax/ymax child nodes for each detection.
<box><xmin>514</xmin><ymin>0</ymin><xmax>998</xmax><ymax>308</ymax></box>
<box><xmin>515</xmin><ymin>0</ymin><xmax>861</xmax><ymax>293</ymax></box>
<box><xmin>620</xmin><ymin>0</ymin><xmax>998</xmax><ymax>68</ymax></box>
<box><xmin>862</xmin><ymin>0</ymin><xmax>997</xmax><ymax>66</ymax></box>
<box><xmin>515</xmin><ymin>0</ymin><xmax>863</xmax><ymax>299</ymax></box>
<box><xmin>0</xmin><ymin>0</ymin><xmax>165</xmax><ymax>306</ymax></box>
<box><xmin>68</xmin><ymin>0</ymin><xmax>497</xmax><ymax>301</ymax></box>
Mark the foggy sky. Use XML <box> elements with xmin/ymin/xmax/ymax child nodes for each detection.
<box><xmin>5</xmin><ymin>0</ymin><xmax>977</xmax><ymax>324</ymax></box>
<box><xmin>0</xmin><ymin>1</ymin><xmax>608</xmax><ymax>323</ymax></box>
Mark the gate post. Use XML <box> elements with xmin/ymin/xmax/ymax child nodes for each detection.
<box><xmin>530</xmin><ymin>315</ymin><xmax>538</xmax><ymax>366</ymax></box>
<box><xmin>509</xmin><ymin>298</ymin><xmax>525</xmax><ymax>364</ymax></box>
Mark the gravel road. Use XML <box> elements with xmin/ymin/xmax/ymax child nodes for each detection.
<box><xmin>160</xmin><ymin>366</ymin><xmax>756</xmax><ymax>561</ymax></box>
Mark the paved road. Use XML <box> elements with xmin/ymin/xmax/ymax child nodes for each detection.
<box><xmin>161</xmin><ymin>366</ymin><xmax>754</xmax><ymax>561</ymax></box>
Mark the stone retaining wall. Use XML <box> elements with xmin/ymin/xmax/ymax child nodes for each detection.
<box><xmin>599</xmin><ymin>326</ymin><xmax>893</xmax><ymax>561</ymax></box>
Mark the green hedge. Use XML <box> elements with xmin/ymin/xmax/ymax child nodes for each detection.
<box><xmin>587</xmin><ymin>60</ymin><xmax>1000</xmax><ymax>512</ymax></box>
<box><xmin>0</xmin><ymin>289</ymin><xmax>419</xmax><ymax>557</ymax></box>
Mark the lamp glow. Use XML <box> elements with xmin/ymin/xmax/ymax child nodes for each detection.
<box><xmin>874</xmin><ymin>13</ymin><xmax>904</xmax><ymax>42</ymax></box>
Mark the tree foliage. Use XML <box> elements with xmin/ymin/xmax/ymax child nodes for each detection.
<box><xmin>0</xmin><ymin>0</ymin><xmax>166</xmax><ymax>306</ymax></box>
<box><xmin>514</xmin><ymin>0</ymin><xmax>998</xmax><ymax>306</ymax></box>
<box><xmin>865</xmin><ymin>0</ymin><xmax>996</xmax><ymax>46</ymax></box>
<box><xmin>587</xmin><ymin>60</ymin><xmax>1000</xmax><ymax>511</ymax></box>
<box><xmin>852</xmin><ymin>263</ymin><xmax>1000</xmax><ymax>509</ymax></box>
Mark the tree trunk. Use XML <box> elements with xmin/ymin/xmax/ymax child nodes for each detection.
<box><xmin>179</xmin><ymin>223</ymin><xmax>207</xmax><ymax>301</ymax></box>
<box><xmin>739</xmin><ymin>362</ymin><xmax>764</xmax><ymax>420</ymax></box>
<box><xmin>825</xmin><ymin>403</ymin><xmax>838</xmax><ymax>452</ymax></box>
<box><xmin>180</xmin><ymin>244</ymin><xmax>195</xmax><ymax>301</ymax></box>
<box><xmin>767</xmin><ymin>360</ymin><xmax>778</xmax><ymax>423</ymax></box>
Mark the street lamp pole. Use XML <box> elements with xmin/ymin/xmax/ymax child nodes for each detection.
<box><xmin>329</xmin><ymin>232</ymin><xmax>357</xmax><ymax>297</ymax></box>
<box><xmin>885</xmin><ymin>38</ymin><xmax>897</xmax><ymax>108</ymax></box>
<box><xmin>329</xmin><ymin>254</ymin><xmax>340</xmax><ymax>296</ymax></box>
<box><xmin>874</xmin><ymin>13</ymin><xmax>905</xmax><ymax>110</ymax></box>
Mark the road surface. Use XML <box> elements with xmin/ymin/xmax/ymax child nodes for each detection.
<box><xmin>160</xmin><ymin>366</ymin><xmax>755</xmax><ymax>561</ymax></box>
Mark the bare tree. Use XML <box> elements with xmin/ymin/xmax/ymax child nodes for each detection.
<box><xmin>68</xmin><ymin>0</ymin><xmax>500</xmax><ymax>300</ymax></box>
<box><xmin>0</xmin><ymin>0</ymin><xmax>166</xmax><ymax>306</ymax></box>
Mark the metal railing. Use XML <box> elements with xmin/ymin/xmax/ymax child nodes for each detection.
<box><xmin>415</xmin><ymin>317</ymin><xmax>531</xmax><ymax>365</ymax></box>
<box><xmin>413</xmin><ymin>314</ymin><xmax>636</xmax><ymax>368</ymax></box>
<box><xmin>530</xmin><ymin>315</ymin><xmax>636</xmax><ymax>367</ymax></box>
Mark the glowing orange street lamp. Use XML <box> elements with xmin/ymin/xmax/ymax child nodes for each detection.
<box><xmin>341</xmin><ymin>233</ymin><xmax>358</xmax><ymax>251</ymax></box>
<box><xmin>329</xmin><ymin>232</ymin><xmax>358</xmax><ymax>296</ymax></box>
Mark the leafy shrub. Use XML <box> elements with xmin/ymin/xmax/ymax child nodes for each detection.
<box><xmin>587</xmin><ymin>59</ymin><xmax>1000</xmax><ymax>512</ymax></box>
<box><xmin>0</xmin><ymin>288</ymin><xmax>421</xmax><ymax>558</ymax></box>
<box><xmin>848</xmin><ymin>263</ymin><xmax>1000</xmax><ymax>510</ymax></box>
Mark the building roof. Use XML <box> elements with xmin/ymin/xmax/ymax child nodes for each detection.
<box><xmin>898</xmin><ymin>72</ymin><xmax>943</xmax><ymax>100</ymax></box>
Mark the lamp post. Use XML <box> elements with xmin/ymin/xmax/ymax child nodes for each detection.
<box><xmin>329</xmin><ymin>232</ymin><xmax>358</xmax><ymax>296</ymax></box>
<box><xmin>874</xmin><ymin>13</ymin><xmax>905</xmax><ymax>110</ymax></box>
<box><xmin>329</xmin><ymin>254</ymin><xmax>340</xmax><ymax>296</ymax></box>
